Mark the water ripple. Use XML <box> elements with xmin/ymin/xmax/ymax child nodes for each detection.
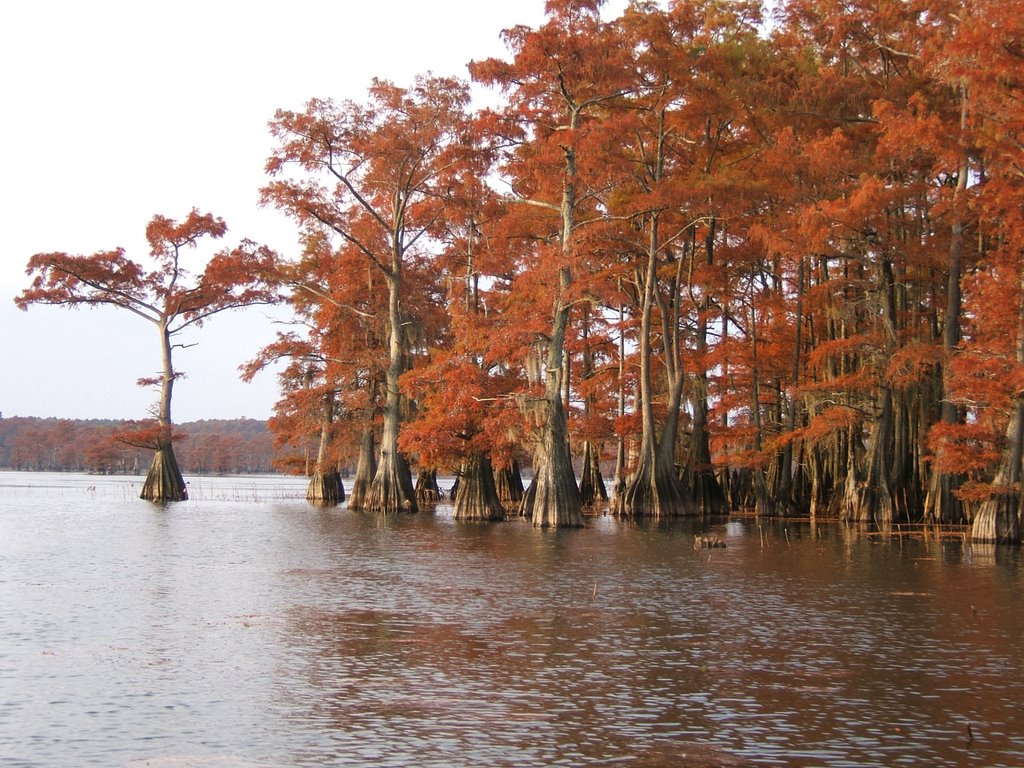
<box><xmin>1</xmin><ymin>472</ymin><xmax>1023</xmax><ymax>766</ymax></box>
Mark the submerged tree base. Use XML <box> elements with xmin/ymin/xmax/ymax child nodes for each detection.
<box><xmin>365</xmin><ymin>451</ymin><xmax>418</xmax><ymax>514</ymax></box>
<box><xmin>494</xmin><ymin>459</ymin><xmax>525</xmax><ymax>508</ymax></box>
<box><xmin>579</xmin><ymin>441</ymin><xmax>608</xmax><ymax>508</ymax></box>
<box><xmin>527</xmin><ymin>453</ymin><xmax>583</xmax><ymax>528</ymax></box>
<box><xmin>454</xmin><ymin>453</ymin><xmax>505</xmax><ymax>521</ymax></box>
<box><xmin>615</xmin><ymin>452</ymin><xmax>693</xmax><ymax>518</ymax></box>
<box><xmin>307</xmin><ymin>469</ymin><xmax>345</xmax><ymax>506</ymax></box>
<box><xmin>415</xmin><ymin>468</ymin><xmax>443</xmax><ymax>505</ymax></box>
<box><xmin>347</xmin><ymin>430</ymin><xmax>377</xmax><ymax>511</ymax></box>
<box><xmin>683</xmin><ymin>467</ymin><xmax>728</xmax><ymax>516</ymax></box>
<box><xmin>141</xmin><ymin>445</ymin><xmax>188</xmax><ymax>502</ymax></box>
<box><xmin>972</xmin><ymin>492</ymin><xmax>1022</xmax><ymax>544</ymax></box>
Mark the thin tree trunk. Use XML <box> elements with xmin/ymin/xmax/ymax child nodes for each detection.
<box><xmin>925</xmin><ymin>86</ymin><xmax>970</xmax><ymax>525</ymax></box>
<box><xmin>685</xmin><ymin>222</ymin><xmax>727</xmax><ymax>515</ymax></box>
<box><xmin>578</xmin><ymin>310</ymin><xmax>608</xmax><ymax>509</ymax></box>
<box><xmin>615</xmin><ymin>215</ymin><xmax>692</xmax><ymax>517</ymax></box>
<box><xmin>347</xmin><ymin>428</ymin><xmax>377</xmax><ymax>511</ymax></box>
<box><xmin>141</xmin><ymin>321</ymin><xmax>187</xmax><ymax>502</ymax></box>
<box><xmin>307</xmin><ymin>391</ymin><xmax>344</xmax><ymax>505</ymax></box>
<box><xmin>494</xmin><ymin>459</ymin><xmax>525</xmax><ymax>507</ymax></box>
<box><xmin>524</xmin><ymin>106</ymin><xmax>583</xmax><ymax>528</ymax></box>
<box><xmin>610</xmin><ymin>297</ymin><xmax>628</xmax><ymax>509</ymax></box>
<box><xmin>578</xmin><ymin>440</ymin><xmax>608</xmax><ymax>507</ymax></box>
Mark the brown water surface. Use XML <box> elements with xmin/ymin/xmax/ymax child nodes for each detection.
<box><xmin>1</xmin><ymin>472</ymin><xmax>1022</xmax><ymax>766</ymax></box>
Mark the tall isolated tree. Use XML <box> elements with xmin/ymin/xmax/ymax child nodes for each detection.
<box><xmin>15</xmin><ymin>209</ymin><xmax>278</xmax><ymax>501</ymax></box>
<box><xmin>263</xmin><ymin>74</ymin><xmax>473</xmax><ymax>515</ymax></box>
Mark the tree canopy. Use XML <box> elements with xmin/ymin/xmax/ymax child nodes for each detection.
<box><xmin>18</xmin><ymin>0</ymin><xmax>1024</xmax><ymax>540</ymax></box>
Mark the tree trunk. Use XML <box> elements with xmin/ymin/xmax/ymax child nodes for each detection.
<box><xmin>454</xmin><ymin>452</ymin><xmax>506</xmax><ymax>521</ymax></box>
<box><xmin>527</xmin><ymin>391</ymin><xmax>583</xmax><ymax>527</ymax></box>
<box><xmin>521</xmin><ymin>102</ymin><xmax>585</xmax><ymax>528</ymax></box>
<box><xmin>524</xmin><ymin>258</ymin><xmax>582</xmax><ymax>527</ymax></box>
<box><xmin>972</xmin><ymin>399</ymin><xmax>1024</xmax><ymax>543</ymax></box>
<box><xmin>578</xmin><ymin>440</ymin><xmax>608</xmax><ymax>507</ymax></box>
<box><xmin>973</xmin><ymin>262</ymin><xmax>1024</xmax><ymax>543</ymax></box>
<box><xmin>307</xmin><ymin>392</ymin><xmax>344</xmax><ymax>506</ymax></box>
<box><xmin>307</xmin><ymin>469</ymin><xmax>344</xmax><ymax>505</ymax></box>
<box><xmin>843</xmin><ymin>389</ymin><xmax>895</xmax><ymax>526</ymax></box>
<box><xmin>686</xmin><ymin>225</ymin><xmax>728</xmax><ymax>515</ymax></box>
<box><xmin>141</xmin><ymin>440</ymin><xmax>188</xmax><ymax>502</ymax></box>
<box><xmin>925</xmin><ymin>88</ymin><xmax>970</xmax><ymax>525</ymax></box>
<box><xmin>686</xmin><ymin>362</ymin><xmax>727</xmax><ymax>515</ymax></box>
<box><xmin>610</xmin><ymin>298</ymin><xmax>628</xmax><ymax>510</ymax></box>
<box><xmin>141</xmin><ymin>322</ymin><xmax>187</xmax><ymax>502</ymax></box>
<box><xmin>366</xmin><ymin>269</ymin><xmax>417</xmax><ymax>514</ymax></box>
<box><xmin>614</xmin><ymin>215</ymin><xmax>692</xmax><ymax>517</ymax></box>
<box><xmin>415</xmin><ymin>467</ymin><xmax>443</xmax><ymax>504</ymax></box>
<box><xmin>347</xmin><ymin>428</ymin><xmax>377</xmax><ymax>511</ymax></box>
<box><xmin>494</xmin><ymin>459</ymin><xmax>525</xmax><ymax>507</ymax></box>
<box><xmin>518</xmin><ymin>471</ymin><xmax>535</xmax><ymax>518</ymax></box>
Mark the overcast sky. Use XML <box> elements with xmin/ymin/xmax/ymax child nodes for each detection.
<box><xmin>0</xmin><ymin>0</ymin><xmax>627</xmax><ymax>423</ymax></box>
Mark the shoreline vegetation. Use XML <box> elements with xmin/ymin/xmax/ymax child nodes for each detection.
<box><xmin>0</xmin><ymin>417</ymin><xmax>279</xmax><ymax>476</ymax></box>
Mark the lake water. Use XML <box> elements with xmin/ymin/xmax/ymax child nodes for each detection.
<box><xmin>1</xmin><ymin>471</ymin><xmax>1022</xmax><ymax>767</ymax></box>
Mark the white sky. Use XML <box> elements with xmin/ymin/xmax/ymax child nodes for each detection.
<box><xmin>0</xmin><ymin>0</ymin><xmax>625</xmax><ymax>423</ymax></box>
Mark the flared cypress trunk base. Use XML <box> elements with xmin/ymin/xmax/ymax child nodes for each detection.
<box><xmin>615</xmin><ymin>451</ymin><xmax>693</xmax><ymax>518</ymax></box>
<box><xmin>683</xmin><ymin>467</ymin><xmax>728</xmax><ymax>516</ymax></box>
<box><xmin>726</xmin><ymin>468</ymin><xmax>757</xmax><ymax>511</ymax></box>
<box><xmin>454</xmin><ymin>453</ymin><xmax>505</xmax><ymax>521</ymax></box>
<box><xmin>924</xmin><ymin>470</ymin><xmax>967</xmax><ymax>525</ymax></box>
<box><xmin>415</xmin><ymin>468</ymin><xmax>443</xmax><ymax>505</ymax></box>
<box><xmin>525</xmin><ymin>446</ymin><xmax>582</xmax><ymax>528</ymax></box>
<box><xmin>307</xmin><ymin>469</ymin><xmax>345</xmax><ymax>506</ymax></box>
<box><xmin>347</xmin><ymin>430</ymin><xmax>377</xmax><ymax>511</ymax></box>
<box><xmin>494</xmin><ymin>459</ymin><xmax>525</xmax><ymax>507</ymax></box>
<box><xmin>972</xmin><ymin>493</ymin><xmax>1022</xmax><ymax>544</ymax></box>
<box><xmin>365</xmin><ymin>451</ymin><xmax>417</xmax><ymax>514</ymax></box>
<box><xmin>141</xmin><ymin>445</ymin><xmax>188</xmax><ymax>502</ymax></box>
<box><xmin>843</xmin><ymin>485</ymin><xmax>895</xmax><ymax>527</ymax></box>
<box><xmin>578</xmin><ymin>441</ymin><xmax>608</xmax><ymax>508</ymax></box>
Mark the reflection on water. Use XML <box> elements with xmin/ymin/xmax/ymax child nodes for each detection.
<box><xmin>1</xmin><ymin>471</ymin><xmax>1023</xmax><ymax>767</ymax></box>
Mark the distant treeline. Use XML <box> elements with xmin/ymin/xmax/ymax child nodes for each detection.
<box><xmin>0</xmin><ymin>417</ymin><xmax>293</xmax><ymax>475</ymax></box>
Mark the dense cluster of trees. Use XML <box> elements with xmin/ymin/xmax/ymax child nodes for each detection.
<box><xmin>17</xmin><ymin>0</ymin><xmax>1024</xmax><ymax>542</ymax></box>
<box><xmin>0</xmin><ymin>417</ymin><xmax>280</xmax><ymax>475</ymax></box>
<box><xmin>250</xmin><ymin>0</ymin><xmax>1024</xmax><ymax>542</ymax></box>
